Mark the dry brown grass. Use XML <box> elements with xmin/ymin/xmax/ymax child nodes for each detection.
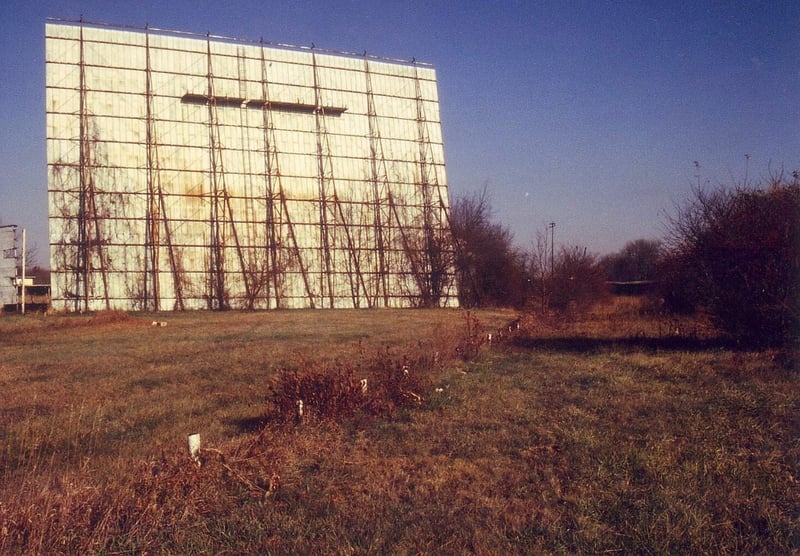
<box><xmin>0</xmin><ymin>301</ymin><xmax>797</xmax><ymax>553</ymax></box>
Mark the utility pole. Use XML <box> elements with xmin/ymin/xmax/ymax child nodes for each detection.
<box><xmin>21</xmin><ymin>228</ymin><xmax>26</xmax><ymax>315</ymax></box>
<box><xmin>548</xmin><ymin>222</ymin><xmax>555</xmax><ymax>278</ymax></box>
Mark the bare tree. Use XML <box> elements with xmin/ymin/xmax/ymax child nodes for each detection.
<box><xmin>600</xmin><ymin>239</ymin><xmax>662</xmax><ymax>282</ymax></box>
<box><xmin>660</xmin><ymin>171</ymin><xmax>800</xmax><ymax>347</ymax></box>
<box><xmin>450</xmin><ymin>188</ymin><xmax>527</xmax><ymax>307</ymax></box>
<box><xmin>24</xmin><ymin>242</ymin><xmax>39</xmax><ymax>274</ymax></box>
<box><xmin>528</xmin><ymin>226</ymin><xmax>551</xmax><ymax>312</ymax></box>
<box><xmin>549</xmin><ymin>245</ymin><xmax>608</xmax><ymax>315</ymax></box>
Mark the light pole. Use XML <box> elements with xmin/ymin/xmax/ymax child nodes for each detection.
<box><xmin>21</xmin><ymin>228</ymin><xmax>26</xmax><ymax>315</ymax></box>
<box><xmin>548</xmin><ymin>222</ymin><xmax>555</xmax><ymax>278</ymax></box>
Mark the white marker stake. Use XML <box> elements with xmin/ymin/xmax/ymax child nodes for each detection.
<box><xmin>188</xmin><ymin>433</ymin><xmax>201</xmax><ymax>466</ymax></box>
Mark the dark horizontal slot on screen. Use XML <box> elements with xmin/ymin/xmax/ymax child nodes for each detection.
<box><xmin>181</xmin><ymin>94</ymin><xmax>346</xmax><ymax>116</ymax></box>
<box><xmin>246</xmin><ymin>99</ymin><xmax>347</xmax><ymax>116</ymax></box>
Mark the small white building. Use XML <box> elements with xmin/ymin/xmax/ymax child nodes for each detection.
<box><xmin>0</xmin><ymin>225</ymin><xmax>18</xmax><ymax>307</ymax></box>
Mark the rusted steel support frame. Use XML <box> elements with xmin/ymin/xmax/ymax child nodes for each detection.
<box><xmin>258</xmin><ymin>41</ymin><xmax>317</xmax><ymax>308</ymax></box>
<box><xmin>76</xmin><ymin>23</ymin><xmax>88</xmax><ymax>311</ymax></box>
<box><xmin>205</xmin><ymin>37</ymin><xmax>253</xmax><ymax>309</ymax></box>
<box><xmin>312</xmin><ymin>49</ymin><xmax>336</xmax><ymax>308</ymax></box>
<box><xmin>413</xmin><ymin>63</ymin><xmax>438</xmax><ymax>304</ymax></box>
<box><xmin>364</xmin><ymin>55</ymin><xmax>390</xmax><ymax>307</ymax></box>
<box><xmin>234</xmin><ymin>47</ymin><xmax>261</xmax><ymax>309</ymax></box>
<box><xmin>332</xmin><ymin>194</ymin><xmax>371</xmax><ymax>307</ymax></box>
<box><xmin>388</xmin><ymin>193</ymin><xmax>428</xmax><ymax>304</ymax></box>
<box><xmin>280</xmin><ymin>191</ymin><xmax>315</xmax><ymax>308</ymax></box>
<box><xmin>312</xmin><ymin>49</ymin><xmax>371</xmax><ymax>308</ymax></box>
<box><xmin>206</xmin><ymin>37</ymin><xmax>226</xmax><ymax>309</ymax></box>
<box><xmin>86</xmin><ymin>174</ymin><xmax>111</xmax><ymax>310</ymax></box>
<box><xmin>78</xmin><ymin>22</ymin><xmax>111</xmax><ymax>310</ymax></box>
<box><xmin>259</xmin><ymin>42</ymin><xmax>281</xmax><ymax>308</ymax></box>
<box><xmin>144</xmin><ymin>29</ymin><xmax>160</xmax><ymax>311</ymax></box>
<box><xmin>224</xmin><ymin>190</ymin><xmax>253</xmax><ymax>306</ymax></box>
<box><xmin>411</xmin><ymin>63</ymin><xmax>461</xmax><ymax>305</ymax></box>
<box><xmin>143</xmin><ymin>28</ymin><xmax>185</xmax><ymax>310</ymax></box>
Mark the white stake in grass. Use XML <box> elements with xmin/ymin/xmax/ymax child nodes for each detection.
<box><xmin>188</xmin><ymin>432</ymin><xmax>202</xmax><ymax>466</ymax></box>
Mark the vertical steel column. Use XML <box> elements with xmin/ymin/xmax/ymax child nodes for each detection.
<box><xmin>258</xmin><ymin>41</ymin><xmax>281</xmax><ymax>307</ymax></box>
<box><xmin>280</xmin><ymin>190</ymin><xmax>315</xmax><ymax>308</ymax></box>
<box><xmin>144</xmin><ymin>29</ymin><xmax>185</xmax><ymax>310</ymax></box>
<box><xmin>412</xmin><ymin>62</ymin><xmax>459</xmax><ymax>307</ymax></box>
<box><xmin>76</xmin><ymin>22</ymin><xmax>89</xmax><ymax>311</ymax></box>
<box><xmin>205</xmin><ymin>35</ymin><xmax>227</xmax><ymax>309</ymax></box>
<box><xmin>143</xmin><ymin>28</ymin><xmax>160</xmax><ymax>311</ymax></box>
<box><xmin>312</xmin><ymin>48</ymin><xmax>335</xmax><ymax>307</ymax></box>
<box><xmin>235</xmin><ymin>46</ymin><xmax>261</xmax><ymax>309</ymax></box>
<box><xmin>413</xmin><ymin>63</ymin><xmax>436</xmax><ymax>306</ymax></box>
<box><xmin>364</xmin><ymin>55</ymin><xmax>390</xmax><ymax>307</ymax></box>
<box><xmin>312</xmin><ymin>49</ymin><xmax>369</xmax><ymax>307</ymax></box>
<box><xmin>77</xmin><ymin>21</ymin><xmax>111</xmax><ymax>310</ymax></box>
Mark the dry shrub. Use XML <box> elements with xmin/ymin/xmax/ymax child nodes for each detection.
<box><xmin>266</xmin><ymin>353</ymin><xmax>437</xmax><ymax>424</ymax></box>
<box><xmin>268</xmin><ymin>367</ymin><xmax>365</xmax><ymax>424</ymax></box>
<box><xmin>265</xmin><ymin>310</ymin><xmax>497</xmax><ymax>426</ymax></box>
<box><xmin>453</xmin><ymin>310</ymin><xmax>486</xmax><ymax>359</ymax></box>
<box><xmin>364</xmin><ymin>353</ymin><xmax>435</xmax><ymax>415</ymax></box>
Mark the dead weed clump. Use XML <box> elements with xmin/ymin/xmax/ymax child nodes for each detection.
<box><xmin>265</xmin><ymin>310</ymin><xmax>497</xmax><ymax>426</ymax></box>
<box><xmin>268</xmin><ymin>367</ymin><xmax>366</xmax><ymax>424</ymax></box>
<box><xmin>266</xmin><ymin>353</ymin><xmax>438</xmax><ymax>425</ymax></box>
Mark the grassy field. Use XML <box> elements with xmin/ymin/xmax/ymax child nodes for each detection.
<box><xmin>0</xmin><ymin>301</ymin><xmax>797</xmax><ymax>554</ymax></box>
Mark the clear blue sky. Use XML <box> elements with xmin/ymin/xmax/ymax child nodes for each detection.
<box><xmin>1</xmin><ymin>0</ymin><xmax>798</xmax><ymax>263</ymax></box>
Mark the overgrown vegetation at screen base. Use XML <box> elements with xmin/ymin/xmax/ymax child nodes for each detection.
<box><xmin>0</xmin><ymin>300</ymin><xmax>797</xmax><ymax>554</ymax></box>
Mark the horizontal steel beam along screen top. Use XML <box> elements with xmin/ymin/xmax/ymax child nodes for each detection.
<box><xmin>46</xmin><ymin>20</ymin><xmax>458</xmax><ymax>311</ymax></box>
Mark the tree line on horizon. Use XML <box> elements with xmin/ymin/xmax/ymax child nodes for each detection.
<box><xmin>450</xmin><ymin>170</ymin><xmax>799</xmax><ymax>349</ymax></box>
